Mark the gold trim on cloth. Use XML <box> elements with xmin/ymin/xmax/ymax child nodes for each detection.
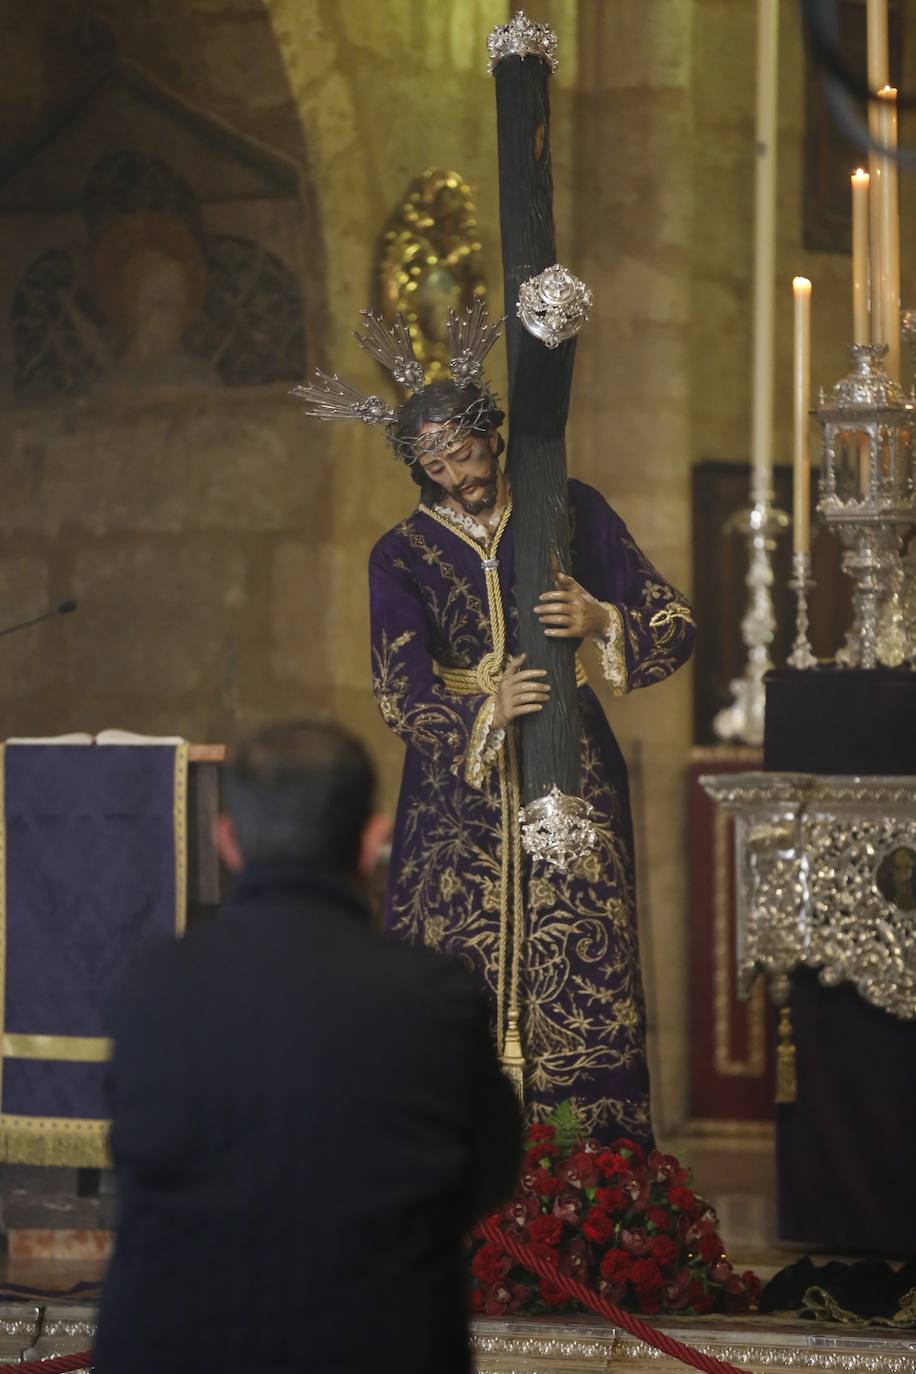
<box><xmin>2</xmin><ymin>1035</ymin><xmax>112</xmax><ymax>1062</ymax></box>
<box><xmin>0</xmin><ymin>741</ymin><xmax>189</xmax><ymax>1167</ymax></box>
<box><xmin>0</xmin><ymin>1115</ymin><xmax>111</xmax><ymax>1168</ymax></box>
<box><xmin>439</xmin><ymin>657</ymin><xmax>588</xmax><ymax>694</ymax></box>
<box><xmin>174</xmin><ymin>742</ymin><xmax>189</xmax><ymax>934</ymax></box>
<box><xmin>595</xmin><ymin>602</ymin><xmax>628</xmax><ymax>695</ymax></box>
<box><xmin>417</xmin><ymin>501</ymin><xmax>529</xmax><ymax>1087</ymax></box>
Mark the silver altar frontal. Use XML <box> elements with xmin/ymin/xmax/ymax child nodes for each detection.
<box><xmin>698</xmin><ymin>771</ymin><xmax>916</xmax><ymax>1025</ymax></box>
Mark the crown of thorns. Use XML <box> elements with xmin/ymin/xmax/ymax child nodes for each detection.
<box><xmin>290</xmin><ymin>300</ymin><xmax>503</xmax><ymax>464</ymax></box>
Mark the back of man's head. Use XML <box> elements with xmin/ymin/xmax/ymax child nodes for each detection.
<box><xmin>224</xmin><ymin>720</ymin><xmax>376</xmax><ymax>874</ymax></box>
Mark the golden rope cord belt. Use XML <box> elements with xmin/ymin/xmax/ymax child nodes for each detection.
<box><xmin>419</xmin><ymin>502</ymin><xmax>586</xmax><ymax>1094</ymax></box>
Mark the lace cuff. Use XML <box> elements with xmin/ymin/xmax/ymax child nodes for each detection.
<box><xmin>594</xmin><ymin>603</ymin><xmax>628</xmax><ymax>697</ymax></box>
<box><xmin>465</xmin><ymin>696</ymin><xmax>506</xmax><ymax>789</ymax></box>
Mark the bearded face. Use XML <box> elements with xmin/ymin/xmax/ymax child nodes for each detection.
<box><xmin>416</xmin><ymin>424</ymin><xmax>501</xmax><ymax>513</ymax></box>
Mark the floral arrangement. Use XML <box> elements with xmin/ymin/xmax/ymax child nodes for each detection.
<box><xmin>469</xmin><ymin>1106</ymin><xmax>761</xmax><ymax>1319</ymax></box>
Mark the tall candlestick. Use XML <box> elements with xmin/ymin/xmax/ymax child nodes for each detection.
<box><xmin>877</xmin><ymin>87</ymin><xmax>900</xmax><ymax>382</ymax></box>
<box><xmin>851</xmin><ymin>169</ymin><xmax>870</xmax><ymax>344</ymax></box>
<box><xmin>750</xmin><ymin>0</ymin><xmax>779</xmax><ymax>505</ymax></box>
<box><xmin>867</xmin><ymin>1</ymin><xmax>889</xmax><ymax>352</ymax></box>
<box><xmin>793</xmin><ymin>277</ymin><xmax>812</xmax><ymax>555</ymax></box>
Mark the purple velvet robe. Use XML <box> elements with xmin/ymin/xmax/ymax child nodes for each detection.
<box><xmin>369</xmin><ymin>478</ymin><xmax>694</xmax><ymax>1141</ymax></box>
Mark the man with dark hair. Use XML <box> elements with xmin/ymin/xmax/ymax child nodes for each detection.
<box><xmin>93</xmin><ymin>720</ymin><xmax>522</xmax><ymax>1374</ymax></box>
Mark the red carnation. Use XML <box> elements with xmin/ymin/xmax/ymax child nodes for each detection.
<box><xmin>526</xmin><ymin>1240</ymin><xmax>560</xmax><ymax>1266</ymax></box>
<box><xmin>582</xmin><ymin>1207</ymin><xmax>617</xmax><ymax>1244</ymax></box>
<box><xmin>538</xmin><ymin>1277</ymin><xmax>570</xmax><ymax>1309</ymax></box>
<box><xmin>669</xmin><ymin>1186</ymin><xmax>697</xmax><ymax>1213</ymax></box>
<box><xmin>596</xmin><ymin>1186</ymin><xmax>627</xmax><ymax>1214</ymax></box>
<box><xmin>533</xmin><ymin>1168</ymin><xmax>562</xmax><ymax>1197</ymax></box>
<box><xmin>650</xmin><ymin>1234</ymin><xmax>680</xmax><ymax>1269</ymax></box>
<box><xmin>612</xmin><ymin>1137</ymin><xmax>645</xmax><ymax>1160</ymax></box>
<box><xmin>525</xmin><ymin>1143</ymin><xmax>559</xmax><ymax>1170</ymax></box>
<box><xmin>630</xmin><ymin>1257</ymin><xmax>663</xmax><ymax>1294</ymax></box>
<box><xmin>646</xmin><ymin>1205</ymin><xmax>673</xmax><ymax>1231</ymax></box>
<box><xmin>472</xmin><ymin>1243</ymin><xmax>508</xmax><ymax>1285</ymax></box>
<box><xmin>528</xmin><ymin>1214</ymin><xmax>563</xmax><ymax>1247</ymax></box>
<box><xmin>597</xmin><ymin>1151</ymin><xmax>630</xmax><ymax>1179</ymax></box>
<box><xmin>527</xmin><ymin>1123</ymin><xmax>556</xmax><ymax>1143</ymax></box>
<box><xmin>741</xmin><ymin>1270</ymin><xmax>763</xmax><ymax>1304</ymax></box>
<box><xmin>599</xmin><ymin>1248</ymin><xmax>632</xmax><ymax>1284</ymax></box>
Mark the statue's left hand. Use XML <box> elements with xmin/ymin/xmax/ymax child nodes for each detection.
<box><xmin>534</xmin><ymin>573</ymin><xmax>611</xmax><ymax>638</ymax></box>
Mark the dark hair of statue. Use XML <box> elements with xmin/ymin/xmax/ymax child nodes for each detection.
<box><xmin>224</xmin><ymin>720</ymin><xmax>376</xmax><ymax>873</ymax></box>
<box><xmin>394</xmin><ymin>379</ymin><xmax>505</xmax><ymax>502</ymax></box>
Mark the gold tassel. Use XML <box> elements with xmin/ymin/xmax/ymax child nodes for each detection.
<box><xmin>775</xmin><ymin>1002</ymin><xmax>797</xmax><ymax>1104</ymax></box>
<box><xmin>501</xmin><ymin>1011</ymin><xmax>526</xmax><ymax>1105</ymax></box>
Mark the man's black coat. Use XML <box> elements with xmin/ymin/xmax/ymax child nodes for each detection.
<box><xmin>93</xmin><ymin>862</ymin><xmax>522</xmax><ymax>1374</ymax></box>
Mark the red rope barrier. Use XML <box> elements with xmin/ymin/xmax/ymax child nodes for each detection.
<box><xmin>475</xmin><ymin>1218</ymin><xmax>755</xmax><ymax>1374</ymax></box>
<box><xmin>0</xmin><ymin>1354</ymin><xmax>91</xmax><ymax>1372</ymax></box>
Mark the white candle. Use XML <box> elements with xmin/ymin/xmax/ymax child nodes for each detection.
<box><xmin>851</xmin><ymin>169</ymin><xmax>870</xmax><ymax>344</ymax></box>
<box><xmin>867</xmin><ymin>0</ymin><xmax>889</xmax><ymax>91</ymax></box>
<box><xmin>793</xmin><ymin>278</ymin><xmax>812</xmax><ymax>555</ymax></box>
<box><xmin>867</xmin><ymin>0</ymin><xmax>889</xmax><ymax>350</ymax></box>
<box><xmin>750</xmin><ymin>0</ymin><xmax>779</xmax><ymax>506</ymax></box>
<box><xmin>877</xmin><ymin>87</ymin><xmax>900</xmax><ymax>381</ymax></box>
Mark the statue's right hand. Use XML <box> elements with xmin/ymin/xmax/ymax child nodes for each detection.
<box><xmin>492</xmin><ymin>654</ymin><xmax>551</xmax><ymax>730</ymax></box>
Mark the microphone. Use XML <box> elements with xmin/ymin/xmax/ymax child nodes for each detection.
<box><xmin>0</xmin><ymin>600</ymin><xmax>79</xmax><ymax>639</ymax></box>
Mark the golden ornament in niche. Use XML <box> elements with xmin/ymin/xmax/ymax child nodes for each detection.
<box><xmin>377</xmin><ymin>169</ymin><xmax>487</xmax><ymax>384</ymax></box>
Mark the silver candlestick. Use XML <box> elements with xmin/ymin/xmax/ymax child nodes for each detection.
<box><xmin>714</xmin><ymin>501</ymin><xmax>789</xmax><ymax>745</ymax></box>
<box><xmin>787</xmin><ymin>550</ymin><xmax>817</xmax><ymax>669</ymax></box>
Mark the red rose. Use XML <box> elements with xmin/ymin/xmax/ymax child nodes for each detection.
<box><xmin>472</xmin><ymin>1243</ymin><xmax>508</xmax><ymax>1285</ymax></box>
<box><xmin>651</xmin><ymin>1234</ymin><xmax>680</xmax><ymax>1269</ymax></box>
<box><xmin>669</xmin><ymin>1186</ymin><xmax>697</xmax><ymax>1213</ymax></box>
<box><xmin>527</xmin><ymin>1123</ymin><xmax>556</xmax><ymax>1143</ymax></box>
<box><xmin>582</xmin><ymin>1207</ymin><xmax>617</xmax><ymax>1244</ymax></box>
<box><xmin>646</xmin><ymin>1205</ymin><xmax>673</xmax><ymax>1231</ymax></box>
<box><xmin>630</xmin><ymin>1257</ymin><xmax>663</xmax><ymax>1293</ymax></box>
<box><xmin>529</xmin><ymin>1213</ymin><xmax>563</xmax><ymax>1247</ymax></box>
<box><xmin>600</xmin><ymin>1248</ymin><xmax>632</xmax><ymax>1284</ymax></box>
<box><xmin>538</xmin><ymin>1277</ymin><xmax>570</xmax><ymax>1309</ymax></box>
<box><xmin>596</xmin><ymin>1186</ymin><xmax>627</xmax><ymax>1214</ymax></box>
<box><xmin>700</xmin><ymin>1232</ymin><xmax>724</xmax><ymax>1264</ymax></box>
